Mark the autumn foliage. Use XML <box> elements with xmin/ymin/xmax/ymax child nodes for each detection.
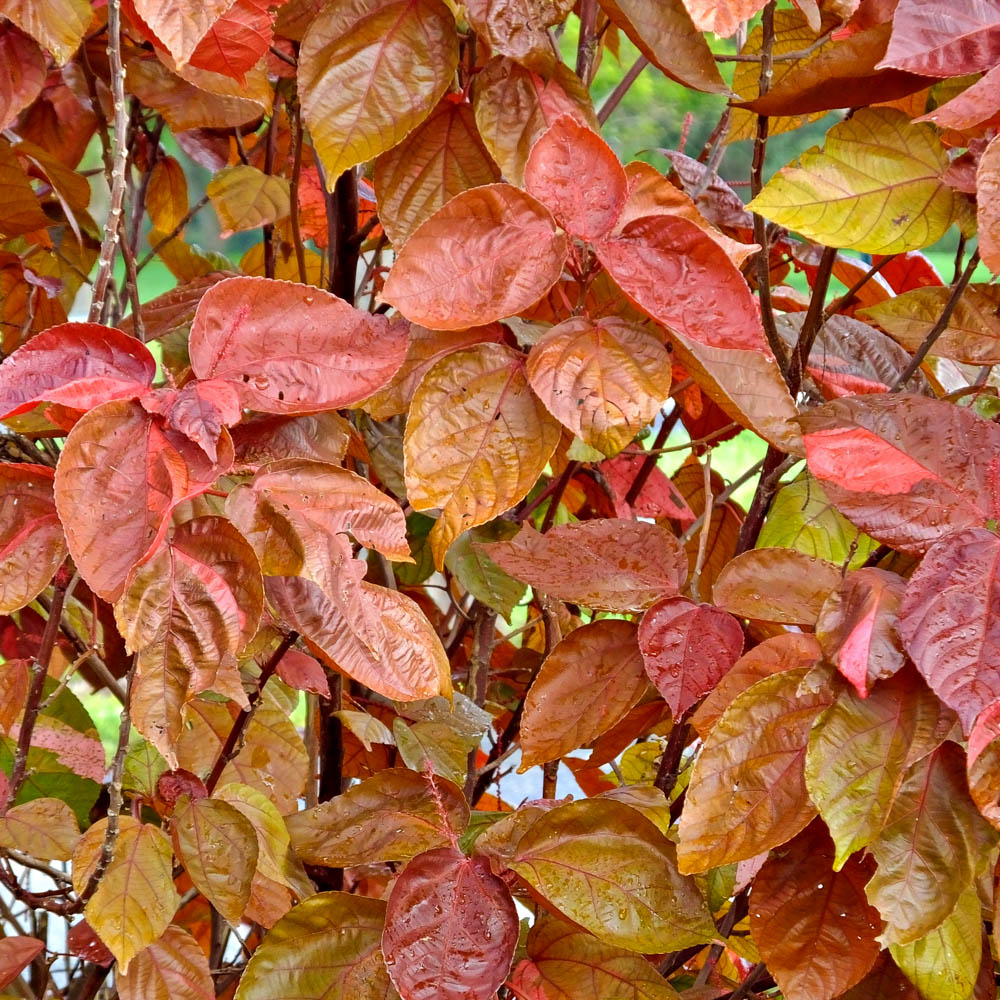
<box><xmin>3</xmin><ymin>0</ymin><xmax>1000</xmax><ymax>998</ymax></box>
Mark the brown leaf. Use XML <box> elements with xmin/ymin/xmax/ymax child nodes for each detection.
<box><xmin>519</xmin><ymin>619</ymin><xmax>649</xmax><ymax>770</ymax></box>
<box><xmin>480</xmin><ymin>519</ymin><xmax>687</xmax><ymax>611</ymax></box>
<box><xmin>117</xmin><ymin>925</ymin><xmax>213</xmax><ymax>1000</ymax></box>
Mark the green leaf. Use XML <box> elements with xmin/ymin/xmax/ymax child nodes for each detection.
<box><xmin>748</xmin><ymin>108</ymin><xmax>966</xmax><ymax>254</ymax></box>
<box><xmin>510</xmin><ymin>798</ymin><xmax>715</xmax><ymax>953</ymax></box>
<box><xmin>889</xmin><ymin>887</ymin><xmax>983</xmax><ymax>1000</ymax></box>
<box><xmin>445</xmin><ymin>521</ymin><xmax>527</xmax><ymax>622</ymax></box>
<box><xmin>757</xmin><ymin>476</ymin><xmax>877</xmax><ymax>568</ymax></box>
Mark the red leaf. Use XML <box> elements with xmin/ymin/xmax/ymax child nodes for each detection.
<box><xmin>595</xmin><ymin>214</ymin><xmax>770</xmax><ymax>353</ymax></box>
<box><xmin>480</xmin><ymin>519</ymin><xmax>687</xmax><ymax>611</ymax></box>
<box><xmin>879</xmin><ymin>0</ymin><xmax>1000</xmax><ymax>77</ymax></box>
<box><xmin>0</xmin><ymin>464</ymin><xmax>67</xmax><ymax>614</ymax></box>
<box><xmin>275</xmin><ymin>648</ymin><xmax>330</xmax><ymax>698</ymax></box>
<box><xmin>816</xmin><ymin>567</ymin><xmax>906</xmax><ymax>697</ymax></box>
<box><xmin>799</xmin><ymin>394</ymin><xmax>1000</xmax><ymax>553</ymax></box>
<box><xmin>54</xmin><ymin>399</ymin><xmax>234</xmax><ymax>601</ymax></box>
<box><xmin>381</xmin><ymin>184</ymin><xmax>568</xmax><ymax>330</ymax></box>
<box><xmin>598</xmin><ymin>453</ymin><xmax>697</xmax><ymax>522</ymax></box>
<box><xmin>638</xmin><ymin>597</ymin><xmax>744</xmax><ymax>716</ymax></box>
<box><xmin>524</xmin><ymin>115</ymin><xmax>627</xmax><ymax>241</ymax></box>
<box><xmin>382</xmin><ymin>847</ymin><xmax>519</xmax><ymax>1000</ymax></box>
<box><xmin>189</xmin><ymin>276</ymin><xmax>408</xmax><ymax>413</ymax></box>
<box><xmin>66</xmin><ymin>921</ymin><xmax>114</xmax><ymax>967</ymax></box>
<box><xmin>187</xmin><ymin>0</ymin><xmax>274</xmax><ymax>83</ymax></box>
<box><xmin>0</xmin><ymin>323</ymin><xmax>156</xmax><ymax>419</ymax></box>
<box><xmin>0</xmin><ymin>937</ymin><xmax>44</xmax><ymax>991</ymax></box>
<box><xmin>899</xmin><ymin>527</ymin><xmax>1000</xmax><ymax>733</ymax></box>
<box><xmin>874</xmin><ymin>251</ymin><xmax>943</xmax><ymax>294</ymax></box>
<box><xmin>142</xmin><ymin>379</ymin><xmax>242</xmax><ymax>462</ymax></box>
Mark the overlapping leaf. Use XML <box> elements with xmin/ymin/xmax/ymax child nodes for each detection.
<box><xmin>799</xmin><ymin>394</ymin><xmax>1000</xmax><ymax>553</ymax></box>
<box><xmin>519</xmin><ymin>619</ymin><xmax>649</xmax><ymax>770</ymax></box>
<box><xmin>299</xmin><ymin>0</ymin><xmax>458</xmax><ymax>184</ymax></box>
<box><xmin>382</xmin><ymin>847</ymin><xmax>518</xmax><ymax>1000</ymax></box>
<box><xmin>117</xmin><ymin>925</ymin><xmax>214</xmax><ymax>1000</ymax></box>
<box><xmin>511</xmin><ymin>798</ymin><xmax>715</xmax><ymax>953</ymax></box>
<box><xmin>382</xmin><ymin>186</ymin><xmax>567</xmax><ymax>330</ymax></box>
<box><xmin>480</xmin><ymin>519</ymin><xmax>687</xmax><ymax>611</ymax></box>
<box><xmin>678</xmin><ymin>666</ymin><xmax>834</xmax><ymax>872</ymax></box>
<box><xmin>55</xmin><ymin>400</ymin><xmax>235</xmax><ymax>601</ymax></box>
<box><xmin>286</xmin><ymin>768</ymin><xmax>469</xmax><ymax>867</ymax></box>
<box><xmin>189</xmin><ymin>276</ymin><xmax>408</xmax><ymax>413</ymax></box>
<box><xmin>403</xmin><ymin>342</ymin><xmax>561</xmax><ymax>565</ymax></box>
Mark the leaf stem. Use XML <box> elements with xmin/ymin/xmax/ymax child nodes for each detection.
<box><xmin>597</xmin><ymin>56</ymin><xmax>648</xmax><ymax>125</ymax></box>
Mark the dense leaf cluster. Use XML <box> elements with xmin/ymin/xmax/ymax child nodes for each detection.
<box><xmin>2</xmin><ymin>1</ymin><xmax>1000</xmax><ymax>999</ymax></box>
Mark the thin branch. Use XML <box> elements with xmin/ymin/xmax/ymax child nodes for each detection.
<box><xmin>137</xmin><ymin>194</ymin><xmax>210</xmax><ymax>271</ymax></box>
<box><xmin>464</xmin><ymin>606</ymin><xmax>497</xmax><ymax>801</ymax></box>
<box><xmin>205</xmin><ymin>632</ymin><xmax>299</xmax><ymax>793</ymax></box>
<box><xmin>786</xmin><ymin>244</ymin><xmax>837</xmax><ymax>396</ymax></box>
<box><xmin>689</xmin><ymin>450</ymin><xmax>714</xmax><ymax>603</ymax></box>
<box><xmin>575</xmin><ymin>0</ymin><xmax>599</xmax><ymax>85</ymax></box>
<box><xmin>823</xmin><ymin>254</ymin><xmax>896</xmax><ymax>319</ymax></box>
<box><xmin>734</xmin><ymin>449</ymin><xmax>796</xmax><ymax>555</ymax></box>
<box><xmin>714</xmin><ymin>29</ymin><xmax>835</xmax><ymax>61</ymax></box>
<box><xmin>77</xmin><ymin>656</ymin><xmax>136</xmax><ymax>907</ymax></box>
<box><xmin>6</xmin><ymin>567</ymin><xmax>73</xmax><ymax>806</ymax></box>
<box><xmin>624</xmin><ymin>409</ymin><xmax>681</xmax><ymax>508</ymax></box>
<box><xmin>597</xmin><ymin>55</ymin><xmax>648</xmax><ymax>125</ymax></box>
<box><xmin>891</xmin><ymin>250</ymin><xmax>980</xmax><ymax>391</ymax></box>
<box><xmin>88</xmin><ymin>0</ymin><xmax>128</xmax><ymax>323</ymax></box>
<box><xmin>653</xmin><ymin>706</ymin><xmax>693</xmax><ymax>799</ymax></box>
<box><xmin>620</xmin><ymin>422</ymin><xmax>739</xmax><ymax>456</ymax></box>
<box><xmin>678</xmin><ymin>458</ymin><xmax>766</xmax><ymax>546</ymax></box>
<box><xmin>539</xmin><ymin>460</ymin><xmax>580</xmax><ymax>533</ymax></box>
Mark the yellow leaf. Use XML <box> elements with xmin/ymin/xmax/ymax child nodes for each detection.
<box><xmin>747</xmin><ymin>108</ymin><xmax>964</xmax><ymax>254</ymax></box>
<box><xmin>146</xmin><ymin>157</ymin><xmax>189</xmax><ymax>233</ymax></box>
<box><xmin>404</xmin><ymin>342</ymin><xmax>562</xmax><ymax>567</ymax></box>
<box><xmin>299</xmin><ymin>0</ymin><xmax>459</xmax><ymax>186</ymax></box>
<box><xmin>1</xmin><ymin>0</ymin><xmax>90</xmax><ymax>63</ymax></box>
<box><xmin>72</xmin><ymin>818</ymin><xmax>179</xmax><ymax>972</ymax></box>
<box><xmin>133</xmin><ymin>0</ymin><xmax>235</xmax><ymax>67</ymax></box>
<box><xmin>208</xmin><ymin>166</ymin><xmax>291</xmax><ymax>238</ymax></box>
<box><xmin>0</xmin><ymin>798</ymin><xmax>80</xmax><ymax>861</ymax></box>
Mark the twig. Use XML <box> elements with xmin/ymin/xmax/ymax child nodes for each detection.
<box><xmin>6</xmin><ymin>567</ymin><xmax>73</xmax><ymax>807</ymax></box>
<box><xmin>734</xmin><ymin>449</ymin><xmax>796</xmax><ymax>555</ymax></box>
<box><xmin>750</xmin><ymin>2</ymin><xmax>788</xmax><ymax>370</ymax></box>
<box><xmin>689</xmin><ymin>451</ymin><xmax>714</xmax><ymax>603</ymax></box>
<box><xmin>205</xmin><ymin>631</ymin><xmax>299</xmax><ymax>793</ymax></box>
<box><xmin>891</xmin><ymin>250</ymin><xmax>980</xmax><ymax>391</ymax></box>
<box><xmin>137</xmin><ymin>194</ymin><xmax>210</xmax><ymax>271</ymax></box>
<box><xmin>653</xmin><ymin>706</ymin><xmax>693</xmax><ymax>798</ymax></box>
<box><xmin>88</xmin><ymin>0</ymin><xmax>128</xmax><ymax>323</ymax></box>
<box><xmin>620</xmin><ymin>422</ymin><xmax>739</xmax><ymax>456</ymax></box>
<box><xmin>538</xmin><ymin>460</ymin><xmax>580</xmax><ymax>533</ymax></box>
<box><xmin>823</xmin><ymin>254</ymin><xmax>896</xmax><ymax>319</ymax></box>
<box><xmin>624</xmin><ymin>409</ymin><xmax>681</xmax><ymax>508</ymax></box>
<box><xmin>678</xmin><ymin>458</ymin><xmax>765</xmax><ymax>545</ymax></box>
<box><xmin>715</xmin><ymin>29</ymin><xmax>835</xmax><ymax>62</ymax></box>
<box><xmin>77</xmin><ymin>656</ymin><xmax>137</xmax><ymax>906</ymax></box>
<box><xmin>786</xmin><ymin>244</ymin><xmax>836</xmax><ymax>395</ymax></box>
<box><xmin>597</xmin><ymin>56</ymin><xmax>648</xmax><ymax>125</ymax></box>
<box><xmin>289</xmin><ymin>102</ymin><xmax>308</xmax><ymax>285</ymax></box>
<box><xmin>464</xmin><ymin>606</ymin><xmax>496</xmax><ymax>801</ymax></box>
<box><xmin>575</xmin><ymin>0</ymin><xmax>599</xmax><ymax>85</ymax></box>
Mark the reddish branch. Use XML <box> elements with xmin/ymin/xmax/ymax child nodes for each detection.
<box><xmin>205</xmin><ymin>631</ymin><xmax>299</xmax><ymax>793</ymax></box>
